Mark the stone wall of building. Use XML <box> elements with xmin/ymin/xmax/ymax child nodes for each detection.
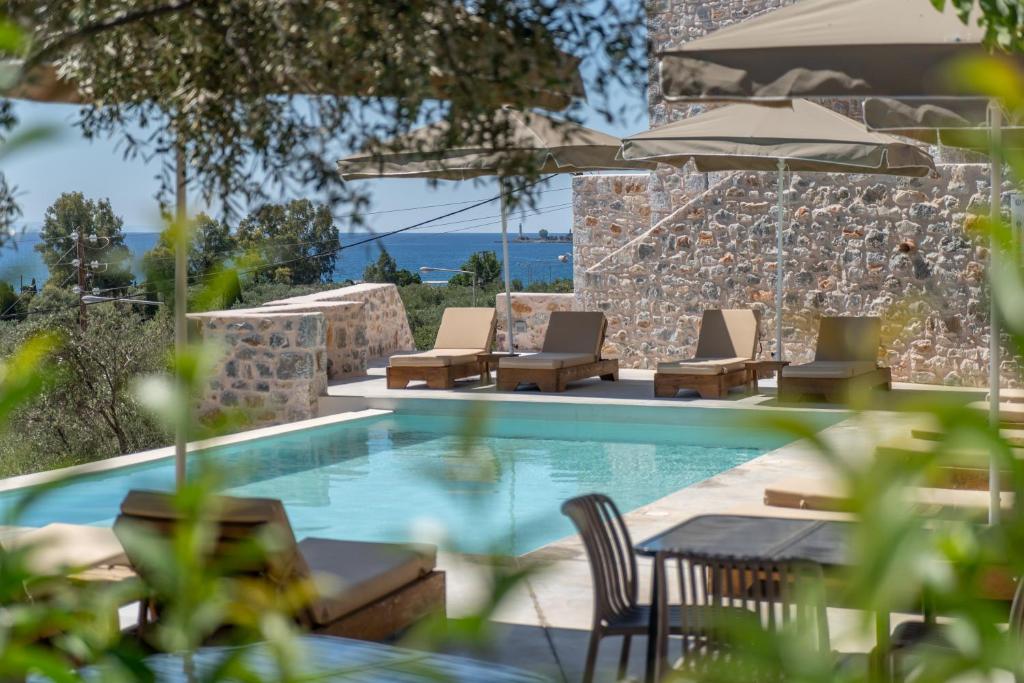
<box><xmin>190</xmin><ymin>310</ymin><xmax>328</xmax><ymax>427</ymax></box>
<box><xmin>575</xmin><ymin>164</ymin><xmax>1020</xmax><ymax>387</ymax></box>
<box><xmin>265</xmin><ymin>282</ymin><xmax>414</xmax><ymax>359</ymax></box>
<box><xmin>495</xmin><ymin>292</ymin><xmax>576</xmax><ymax>352</ymax></box>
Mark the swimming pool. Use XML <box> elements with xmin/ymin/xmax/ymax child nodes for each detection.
<box><xmin>0</xmin><ymin>403</ymin><xmax>841</xmax><ymax>555</ymax></box>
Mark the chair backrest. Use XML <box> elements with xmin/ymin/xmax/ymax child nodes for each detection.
<box><xmin>114</xmin><ymin>490</ymin><xmax>312</xmax><ymax>598</ymax></box>
<box><xmin>694</xmin><ymin>309</ymin><xmax>760</xmax><ymax>360</ymax></box>
<box><xmin>433</xmin><ymin>307</ymin><xmax>496</xmax><ymax>350</ymax></box>
<box><xmin>659</xmin><ymin>553</ymin><xmax>830</xmax><ymax>675</ymax></box>
<box><xmin>542</xmin><ymin>311</ymin><xmax>607</xmax><ymax>356</ymax></box>
<box><xmin>561</xmin><ymin>494</ymin><xmax>638</xmax><ymax>625</ymax></box>
<box><xmin>813</xmin><ymin>316</ymin><xmax>881</xmax><ymax>363</ymax></box>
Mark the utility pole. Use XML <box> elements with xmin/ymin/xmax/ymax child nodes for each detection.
<box><xmin>75</xmin><ymin>229</ymin><xmax>87</xmax><ymax>330</ymax></box>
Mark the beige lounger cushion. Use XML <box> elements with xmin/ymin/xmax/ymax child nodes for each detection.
<box><xmin>388</xmin><ymin>349</ymin><xmax>481</xmax><ymax>368</ymax></box>
<box><xmin>542</xmin><ymin>312</ymin><xmax>606</xmax><ymax>356</ymax></box>
<box><xmin>4</xmin><ymin>523</ymin><xmax>128</xmax><ymax>574</ymax></box>
<box><xmin>781</xmin><ymin>360</ymin><xmax>879</xmax><ymax>379</ymax></box>
<box><xmin>433</xmin><ymin>307</ymin><xmax>495</xmax><ymax>350</ymax></box>
<box><xmin>499</xmin><ymin>352</ymin><xmax>595</xmax><ymax>370</ymax></box>
<box><xmin>656</xmin><ymin>357</ymin><xmax>748</xmax><ymax>375</ymax></box>
<box><xmin>299</xmin><ymin>538</ymin><xmax>436</xmax><ymax>626</ymax></box>
<box><xmin>695</xmin><ymin>309</ymin><xmax>760</xmax><ymax>360</ymax></box>
<box><xmin>969</xmin><ymin>401</ymin><xmax>1024</xmax><ymax>424</ymax></box>
<box><xmin>764</xmin><ymin>476</ymin><xmax>1013</xmax><ymax>514</ymax></box>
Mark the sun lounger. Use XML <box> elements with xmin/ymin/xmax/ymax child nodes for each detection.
<box><xmin>496</xmin><ymin>311</ymin><xmax>618</xmax><ymax>392</ymax></box>
<box><xmin>653</xmin><ymin>309</ymin><xmax>759</xmax><ymax>399</ymax></box>
<box><xmin>114</xmin><ymin>491</ymin><xmax>445</xmax><ymax>641</ymax></box>
<box><xmin>763</xmin><ymin>476</ymin><xmax>1013</xmax><ymax>518</ymax></box>
<box><xmin>778</xmin><ymin>316</ymin><xmax>892</xmax><ymax>402</ymax></box>
<box><xmin>987</xmin><ymin>388</ymin><xmax>1024</xmax><ymax>404</ymax></box>
<box><xmin>874</xmin><ymin>436</ymin><xmax>1017</xmax><ymax>491</ymax></box>
<box><xmin>387</xmin><ymin>307</ymin><xmax>495</xmax><ymax>389</ymax></box>
<box><xmin>967</xmin><ymin>400</ymin><xmax>1024</xmax><ymax>426</ymax></box>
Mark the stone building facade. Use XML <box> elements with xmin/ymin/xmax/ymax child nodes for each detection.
<box><xmin>569</xmin><ymin>0</ymin><xmax>1015</xmax><ymax>387</ymax></box>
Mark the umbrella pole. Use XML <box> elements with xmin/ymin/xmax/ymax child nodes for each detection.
<box><xmin>988</xmin><ymin>100</ymin><xmax>1003</xmax><ymax>523</ymax></box>
<box><xmin>500</xmin><ymin>179</ymin><xmax>514</xmax><ymax>354</ymax></box>
<box><xmin>776</xmin><ymin>159</ymin><xmax>785</xmax><ymax>361</ymax></box>
<box><xmin>174</xmin><ymin>140</ymin><xmax>187</xmax><ymax>489</ymax></box>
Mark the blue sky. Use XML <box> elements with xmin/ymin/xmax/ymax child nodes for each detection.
<box><xmin>4</xmin><ymin>72</ymin><xmax>648</xmax><ymax>235</ymax></box>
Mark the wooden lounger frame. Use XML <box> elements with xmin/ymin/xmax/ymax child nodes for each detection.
<box><xmin>778</xmin><ymin>366</ymin><xmax>892</xmax><ymax>403</ymax></box>
<box><xmin>653</xmin><ymin>367</ymin><xmax>747</xmax><ymax>399</ymax></box>
<box><xmin>497</xmin><ymin>358</ymin><xmax>619</xmax><ymax>393</ymax></box>
<box><xmin>386</xmin><ymin>361</ymin><xmax>480</xmax><ymax>390</ymax></box>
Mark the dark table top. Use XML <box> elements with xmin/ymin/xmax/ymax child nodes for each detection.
<box><xmin>635</xmin><ymin>514</ymin><xmax>853</xmax><ymax>567</ymax></box>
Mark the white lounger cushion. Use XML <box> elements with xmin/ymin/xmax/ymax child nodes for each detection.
<box><xmin>656</xmin><ymin>357</ymin><xmax>748</xmax><ymax>376</ymax></box>
<box><xmin>781</xmin><ymin>360</ymin><xmax>878</xmax><ymax>379</ymax></box>
<box><xmin>389</xmin><ymin>349</ymin><xmax>482</xmax><ymax>368</ymax></box>
<box><xmin>4</xmin><ymin>523</ymin><xmax>128</xmax><ymax>574</ymax></box>
<box><xmin>300</xmin><ymin>538</ymin><xmax>435</xmax><ymax>626</ymax></box>
<box><xmin>986</xmin><ymin>388</ymin><xmax>1024</xmax><ymax>404</ymax></box>
<box><xmin>969</xmin><ymin>401</ymin><xmax>1024</xmax><ymax>424</ymax></box>
<box><xmin>498</xmin><ymin>352</ymin><xmax>595</xmax><ymax>370</ymax></box>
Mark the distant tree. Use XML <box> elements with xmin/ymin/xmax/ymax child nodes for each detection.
<box><xmin>0</xmin><ymin>282</ymin><xmax>25</xmax><ymax>321</ymax></box>
<box><xmin>141</xmin><ymin>213</ymin><xmax>238</xmax><ymax>310</ymax></box>
<box><xmin>36</xmin><ymin>192</ymin><xmax>133</xmax><ymax>291</ymax></box>
<box><xmin>450</xmin><ymin>251</ymin><xmax>502</xmax><ymax>287</ymax></box>
<box><xmin>235</xmin><ymin>200</ymin><xmax>340</xmax><ymax>285</ymax></box>
<box><xmin>362</xmin><ymin>247</ymin><xmax>421</xmax><ymax>286</ymax></box>
<box><xmin>538</xmin><ymin>228</ymin><xmax>549</xmax><ymax>239</ymax></box>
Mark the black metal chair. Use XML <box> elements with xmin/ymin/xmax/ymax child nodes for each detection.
<box><xmin>890</xmin><ymin>578</ymin><xmax>1024</xmax><ymax>681</ymax></box>
<box><xmin>561</xmin><ymin>494</ymin><xmax>694</xmax><ymax>683</ymax></box>
<box><xmin>651</xmin><ymin>552</ymin><xmax>832</xmax><ymax>679</ymax></box>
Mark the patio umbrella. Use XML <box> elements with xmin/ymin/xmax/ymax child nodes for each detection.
<box><xmin>653</xmin><ymin>0</ymin><xmax>1013</xmax><ymax>521</ymax></box>
<box><xmin>339</xmin><ymin>106</ymin><xmax>655</xmax><ymax>353</ymax></box>
<box><xmin>656</xmin><ymin>0</ymin><xmax>1023</xmax><ymax>102</ymax></box>
<box><xmin>620</xmin><ymin>99</ymin><xmax>935</xmax><ymax>360</ymax></box>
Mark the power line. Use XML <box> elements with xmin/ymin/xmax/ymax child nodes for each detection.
<box><xmin>3</xmin><ymin>175</ymin><xmax>560</xmax><ymax>320</ymax></box>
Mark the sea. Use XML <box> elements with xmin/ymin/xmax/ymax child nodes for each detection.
<box><xmin>0</xmin><ymin>231</ymin><xmax>574</xmax><ymax>290</ymax></box>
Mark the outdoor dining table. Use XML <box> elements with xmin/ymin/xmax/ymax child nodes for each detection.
<box><xmin>67</xmin><ymin>635</ymin><xmax>548</xmax><ymax>682</ymax></box>
<box><xmin>634</xmin><ymin>514</ymin><xmax>886</xmax><ymax>682</ymax></box>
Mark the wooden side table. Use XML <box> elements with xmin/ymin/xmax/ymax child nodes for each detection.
<box><xmin>744</xmin><ymin>359</ymin><xmax>790</xmax><ymax>393</ymax></box>
<box><xmin>477</xmin><ymin>351</ymin><xmax>518</xmax><ymax>386</ymax></box>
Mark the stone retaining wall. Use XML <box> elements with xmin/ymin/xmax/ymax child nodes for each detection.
<box><xmin>190</xmin><ymin>311</ymin><xmax>328</xmax><ymax>427</ymax></box>
<box><xmin>495</xmin><ymin>292</ymin><xmax>576</xmax><ymax>352</ymax></box>
<box><xmin>225</xmin><ymin>301</ymin><xmax>367</xmax><ymax>380</ymax></box>
<box><xmin>265</xmin><ymin>282</ymin><xmax>414</xmax><ymax>359</ymax></box>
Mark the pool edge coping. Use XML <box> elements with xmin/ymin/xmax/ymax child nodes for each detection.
<box><xmin>0</xmin><ymin>409</ymin><xmax>393</xmax><ymax>494</ymax></box>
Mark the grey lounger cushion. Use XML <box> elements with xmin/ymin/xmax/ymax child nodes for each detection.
<box><xmin>781</xmin><ymin>360</ymin><xmax>879</xmax><ymax>379</ymax></box>
<box><xmin>300</xmin><ymin>538</ymin><xmax>436</xmax><ymax>626</ymax></box>
<box><xmin>656</xmin><ymin>357</ymin><xmax>748</xmax><ymax>375</ymax></box>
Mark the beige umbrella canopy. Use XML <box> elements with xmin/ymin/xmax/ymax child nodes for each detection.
<box><xmin>621</xmin><ymin>98</ymin><xmax>934</xmax><ymax>361</ymax></box>
<box><xmin>864</xmin><ymin>97</ymin><xmax>1024</xmax><ymax>150</ymax></box>
<box><xmin>339</xmin><ymin>107</ymin><xmax>653</xmax><ymax>180</ymax></box>
<box><xmin>340</xmin><ymin>107</ymin><xmax>655</xmax><ymax>352</ymax></box>
<box><xmin>622</xmin><ymin>99</ymin><xmax>935</xmax><ymax>175</ymax></box>
<box><xmin>656</xmin><ymin>0</ymin><xmax>1022</xmax><ymax>101</ymax></box>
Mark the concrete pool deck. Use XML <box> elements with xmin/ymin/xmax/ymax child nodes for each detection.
<box><xmin>321</xmin><ymin>364</ymin><xmax>982</xmax><ymax>682</ymax></box>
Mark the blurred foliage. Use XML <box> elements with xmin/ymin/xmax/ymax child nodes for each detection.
<box><xmin>37</xmin><ymin>192</ymin><xmax>134</xmax><ymax>293</ymax></box>
<box><xmin>363</xmin><ymin>246</ymin><xmax>422</xmax><ymax>286</ymax></box>
<box><xmin>450</xmin><ymin>250</ymin><xmax>502</xmax><ymax>287</ymax></box>
<box><xmin>937</xmin><ymin>0</ymin><xmax>1024</xmax><ymax>53</ymax></box>
<box><xmin>6</xmin><ymin>0</ymin><xmax>644</xmax><ymax>218</ymax></box>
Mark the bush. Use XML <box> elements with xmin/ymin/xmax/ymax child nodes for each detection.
<box><xmin>363</xmin><ymin>246</ymin><xmax>422</xmax><ymax>285</ymax></box>
<box><xmin>0</xmin><ymin>301</ymin><xmax>172</xmax><ymax>476</ymax></box>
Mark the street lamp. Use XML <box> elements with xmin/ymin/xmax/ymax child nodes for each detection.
<box><xmin>419</xmin><ymin>266</ymin><xmax>477</xmax><ymax>306</ymax></box>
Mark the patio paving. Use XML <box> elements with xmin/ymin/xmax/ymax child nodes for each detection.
<box><xmin>322</xmin><ymin>363</ymin><xmax>981</xmax><ymax>681</ymax></box>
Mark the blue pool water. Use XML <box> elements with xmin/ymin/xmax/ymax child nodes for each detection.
<box><xmin>0</xmin><ymin>408</ymin><xmax>827</xmax><ymax>555</ymax></box>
